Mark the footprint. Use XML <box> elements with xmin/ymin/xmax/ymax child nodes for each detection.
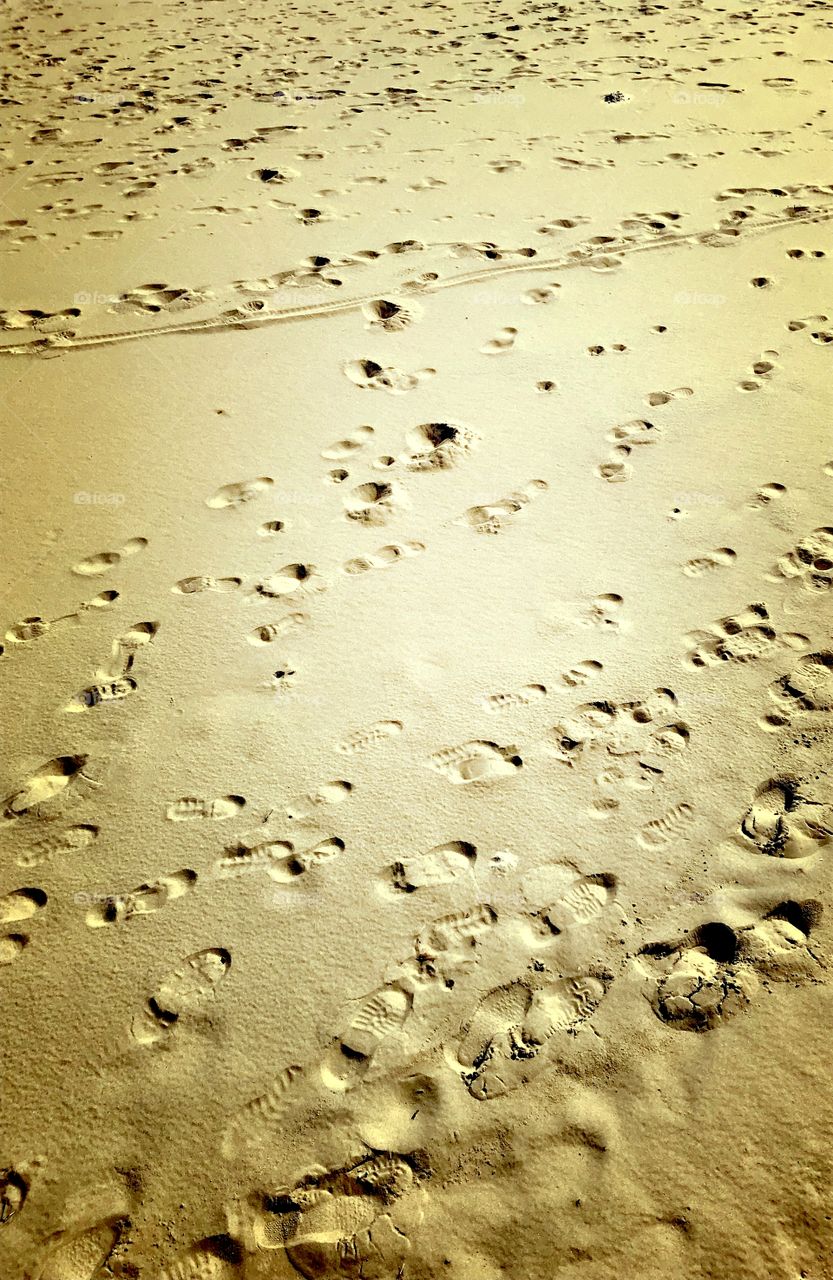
<box><xmin>343</xmin><ymin>481</ymin><xmax>409</xmax><ymax>526</ymax></box>
<box><xmin>683</xmin><ymin>547</ymin><xmax>736</xmax><ymax>577</ymax></box>
<box><xmin>0</xmin><ymin>936</ymin><xmax>28</xmax><ymax>966</ymax></box>
<box><xmin>286</xmin><ymin>780</ymin><xmax>352</xmax><ymax>822</ymax></box>
<box><xmin>481</xmin><ymin>684</ymin><xmax>546</xmax><ymax>712</ymax></box>
<box><xmin>0</xmin><ymin>1167</ymin><xmax>29</xmax><ymax>1225</ymax></box>
<box><xmin>522</xmin><ymin>866</ymin><xmax>617</xmax><ymax>935</ymax></box>
<box><xmin>454</xmin><ymin>479</ymin><xmax>547</xmax><ymax>534</ymax></box>
<box><xmin>637</xmin><ymin>801</ymin><xmax>695</xmax><ymax>849</ymax></box>
<box><xmin>577</xmin><ymin>593</ymin><xmax>624</xmax><ymax>630</ymax></box>
<box><xmin>97</xmin><ymin>620</ymin><xmax>160</xmax><ymax>680</ymax></box>
<box><xmin>417</xmin><ymin>903</ymin><xmax>498</xmax><ymax>958</ymax></box>
<box><xmin>735</xmin><ymin>900</ymin><xmax>823</xmax><ymax>983</ymax></box>
<box><xmin>362</xmin><ymin>298</ymin><xmax>422</xmax><ymax>331</ymax></box>
<box><xmin>337</xmin><ymin>720</ymin><xmax>403</xmax><ymax>754</ymax></box>
<box><xmin>247</xmin><ymin>612</ymin><xmax>309</xmax><ymax>645</ymax></box>
<box><xmin>457</xmin><ymin>974</ymin><xmax>608</xmax><ymax>1099</ymax></box>
<box><xmin>388</xmin><ymin>841</ymin><xmax>477</xmax><ymax>892</ymax></box>
<box><xmin>166</xmin><ymin>795</ymin><xmax>245</xmax><ymax>822</ymax></box>
<box><xmin>684</xmin><ymin>603</ymin><xmax>807</xmax><ymax>668</ymax></box>
<box><xmin>428</xmin><ymin>741</ymin><xmax>522</xmax><ymax>784</ymax></box>
<box><xmin>4</xmin><ymin>591</ymin><xmax>118</xmax><ymax>647</ymax></box>
<box><xmin>480</xmin><ymin>326</ymin><xmax>518</xmax><ymax>354</ymax></box>
<box><xmin>638</xmin><ymin>922</ymin><xmax>756</xmax><ymax>1033</ymax></box>
<box><xmin>765</xmin><ymin>526</ymin><xmax>833</xmax><ymax>592</ymax></box>
<box><xmin>160</xmin><ymin>1234</ymin><xmax>243</xmax><ymax>1280</ymax></box>
<box><xmin>559</xmin><ymin>659</ymin><xmax>603</xmax><ymax>688</ymax></box>
<box><xmin>221</xmin><ymin>1063</ymin><xmax>305</xmax><ymax>1158</ymax></box>
<box><xmin>0</xmin><ymin>887</ymin><xmax>48</xmax><ymax>924</ymax></box>
<box><xmin>645</xmin><ymin>386</ymin><xmax>693</xmax><ymax>407</ymax></box>
<box><xmin>214</xmin><ymin>837</ymin><xmax>294</xmax><ymax>879</ymax></box>
<box><xmin>36</xmin><ymin>1217</ymin><xmax>126</xmax><ymax>1280</ymax></box>
<box><xmin>343</xmin><ymin>358</ymin><xmax>434</xmax><ymax>394</ymax></box>
<box><xmin>342</xmin><ymin>542</ymin><xmax>424</xmax><ymax>574</ymax></box>
<box><xmin>546</xmin><ymin>687</ymin><xmax>688</xmax><ymax>793</ymax></box>
<box><xmin>71</xmin><ymin>537</ymin><xmax>148</xmax><ymax>576</ymax></box>
<box><xmin>218</xmin><ymin>836</ymin><xmax>342</xmax><ymax>885</ymax></box>
<box><xmin>739</xmin><ymin>777</ymin><xmax>833</xmax><ymax>858</ymax></box>
<box><xmin>321</xmin><ymin>984</ymin><xmax>413</xmax><ymax>1090</ymax></box>
<box><xmin>84</xmin><ymin>869</ymin><xmax>196</xmax><ymax>927</ymax></box>
<box><xmin>764</xmin><ymin>650</ymin><xmax>833</xmax><ymax>728</ymax></box>
<box><xmin>745</xmin><ymin>481</ymin><xmax>787</xmax><ymax>510</ymax></box>
<box><xmin>401</xmin><ymin>421</ymin><xmax>480</xmax><ymax>471</ymax></box>
<box><xmin>205</xmin><ymin>477</ymin><xmax>273</xmax><ymax>509</ymax></box>
<box><xmin>321</xmin><ymin>425</ymin><xmax>375</xmax><ymax>460</ymax></box>
<box><xmin>255</xmin><ymin>563</ymin><xmax>325</xmax><ymax>597</ymax></box>
<box><xmin>173</xmin><ymin>576</ymin><xmax>242</xmax><ymax>595</ymax></box>
<box><xmin>131</xmin><ymin>947</ymin><xmax>232</xmax><ymax>1045</ymax></box>
<box><xmin>257</xmin><ymin>520</ymin><xmax>285</xmax><ymax>537</ymax></box>
<box><xmin>66</xmin><ymin>676</ymin><xmax>138</xmax><ymax>713</ymax></box>
<box><xmin>248</xmin><ymin>1151</ymin><xmax>424</xmax><ymax>1278</ymax></box>
<box><xmin>3</xmin><ymin>755</ymin><xmax>93</xmax><ymax>819</ymax></box>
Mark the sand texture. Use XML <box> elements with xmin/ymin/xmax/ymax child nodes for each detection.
<box><xmin>1</xmin><ymin>0</ymin><xmax>832</xmax><ymax>1276</ymax></box>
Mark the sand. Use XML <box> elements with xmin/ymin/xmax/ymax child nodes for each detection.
<box><xmin>1</xmin><ymin>0</ymin><xmax>832</xmax><ymax>1276</ymax></box>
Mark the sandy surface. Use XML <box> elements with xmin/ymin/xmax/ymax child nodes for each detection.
<box><xmin>1</xmin><ymin>0</ymin><xmax>832</xmax><ymax>1277</ymax></box>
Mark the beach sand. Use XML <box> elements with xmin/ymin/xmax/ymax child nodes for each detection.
<box><xmin>1</xmin><ymin>0</ymin><xmax>832</xmax><ymax>1276</ymax></box>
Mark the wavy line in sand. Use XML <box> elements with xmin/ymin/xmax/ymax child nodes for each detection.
<box><xmin>2</xmin><ymin>203</ymin><xmax>832</xmax><ymax>358</ymax></box>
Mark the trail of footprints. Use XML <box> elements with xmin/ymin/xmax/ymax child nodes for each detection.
<box><xmin>3</xmin><ymin>106</ymin><xmax>833</xmax><ymax>1279</ymax></box>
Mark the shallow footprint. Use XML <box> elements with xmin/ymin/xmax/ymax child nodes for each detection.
<box><xmin>321</xmin><ymin>984</ymin><xmax>413</xmax><ymax>1090</ymax></box>
<box><xmin>337</xmin><ymin>720</ymin><xmax>403</xmax><ymax>754</ymax></box>
<box><xmin>166</xmin><ymin>795</ymin><xmax>245</xmax><ymax>822</ymax></box>
<box><xmin>131</xmin><ymin>947</ymin><xmax>232</xmax><ymax>1045</ymax></box>
<box><xmin>480</xmin><ymin>326</ymin><xmax>518</xmax><ymax>354</ymax></box>
<box><xmin>205</xmin><ymin>477</ymin><xmax>273</xmax><ymax>509</ymax></box>
<box><xmin>36</xmin><ymin>1216</ymin><xmax>126</xmax><ymax>1280</ymax></box>
<box><xmin>321</xmin><ymin>424</ymin><xmax>374</xmax><ymax>460</ymax></box>
<box><xmin>428</xmin><ymin>740</ymin><xmax>522</xmax><ymax>784</ymax></box>
<box><xmin>388</xmin><ymin>841</ymin><xmax>477</xmax><ymax>892</ymax></box>
<box><xmin>173</xmin><ymin>575</ymin><xmax>242</xmax><ymax>595</ymax></box>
